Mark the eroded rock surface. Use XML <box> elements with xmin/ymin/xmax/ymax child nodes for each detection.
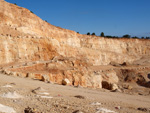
<box><xmin>0</xmin><ymin>0</ymin><xmax>150</xmax><ymax>90</ymax></box>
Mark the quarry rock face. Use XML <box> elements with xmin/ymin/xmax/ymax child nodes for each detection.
<box><xmin>0</xmin><ymin>0</ymin><xmax>150</xmax><ymax>89</ymax></box>
<box><xmin>0</xmin><ymin>0</ymin><xmax>150</xmax><ymax>65</ymax></box>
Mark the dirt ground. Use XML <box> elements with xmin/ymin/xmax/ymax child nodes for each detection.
<box><xmin>0</xmin><ymin>73</ymin><xmax>150</xmax><ymax>113</ymax></box>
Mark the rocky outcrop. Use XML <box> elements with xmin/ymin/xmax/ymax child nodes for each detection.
<box><xmin>0</xmin><ymin>0</ymin><xmax>150</xmax><ymax>66</ymax></box>
<box><xmin>0</xmin><ymin>35</ymin><xmax>57</xmax><ymax>64</ymax></box>
<box><xmin>0</xmin><ymin>0</ymin><xmax>150</xmax><ymax>89</ymax></box>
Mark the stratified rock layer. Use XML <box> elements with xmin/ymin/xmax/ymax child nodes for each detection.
<box><xmin>0</xmin><ymin>0</ymin><xmax>150</xmax><ymax>65</ymax></box>
<box><xmin>0</xmin><ymin>0</ymin><xmax>150</xmax><ymax>88</ymax></box>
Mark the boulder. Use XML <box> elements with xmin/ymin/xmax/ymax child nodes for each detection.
<box><xmin>26</xmin><ymin>73</ymin><xmax>35</xmax><ymax>79</ymax></box>
<box><xmin>62</xmin><ymin>78</ymin><xmax>70</xmax><ymax>85</ymax></box>
<box><xmin>106</xmin><ymin>70</ymin><xmax>119</xmax><ymax>83</ymax></box>
<box><xmin>41</xmin><ymin>74</ymin><xmax>50</xmax><ymax>83</ymax></box>
<box><xmin>85</xmin><ymin>73</ymin><xmax>102</xmax><ymax>88</ymax></box>
<box><xmin>111</xmin><ymin>83</ymin><xmax>118</xmax><ymax>90</ymax></box>
<box><xmin>102</xmin><ymin>81</ymin><xmax>118</xmax><ymax>90</ymax></box>
<box><xmin>123</xmin><ymin>84</ymin><xmax>133</xmax><ymax>90</ymax></box>
<box><xmin>92</xmin><ymin>75</ymin><xmax>102</xmax><ymax>88</ymax></box>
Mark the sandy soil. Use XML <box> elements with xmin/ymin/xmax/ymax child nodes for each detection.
<box><xmin>0</xmin><ymin>74</ymin><xmax>150</xmax><ymax>113</ymax></box>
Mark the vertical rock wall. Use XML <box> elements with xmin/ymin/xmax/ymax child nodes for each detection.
<box><xmin>0</xmin><ymin>0</ymin><xmax>150</xmax><ymax>66</ymax></box>
<box><xmin>0</xmin><ymin>35</ymin><xmax>57</xmax><ymax>65</ymax></box>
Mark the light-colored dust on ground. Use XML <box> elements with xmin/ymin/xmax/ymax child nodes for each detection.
<box><xmin>0</xmin><ymin>74</ymin><xmax>150</xmax><ymax>113</ymax></box>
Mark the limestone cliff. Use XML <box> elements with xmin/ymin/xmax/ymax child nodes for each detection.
<box><xmin>0</xmin><ymin>0</ymin><xmax>150</xmax><ymax>66</ymax></box>
<box><xmin>0</xmin><ymin>0</ymin><xmax>150</xmax><ymax>89</ymax></box>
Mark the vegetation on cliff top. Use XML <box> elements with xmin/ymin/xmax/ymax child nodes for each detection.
<box><xmin>86</xmin><ymin>32</ymin><xmax>150</xmax><ymax>39</ymax></box>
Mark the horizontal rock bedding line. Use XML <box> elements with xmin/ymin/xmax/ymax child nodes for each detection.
<box><xmin>0</xmin><ymin>34</ymin><xmax>54</xmax><ymax>39</ymax></box>
<box><xmin>0</xmin><ymin>69</ymin><xmax>120</xmax><ymax>90</ymax></box>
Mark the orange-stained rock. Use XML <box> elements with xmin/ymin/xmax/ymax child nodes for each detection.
<box><xmin>73</xmin><ymin>75</ymin><xmax>80</xmax><ymax>86</ymax></box>
<box><xmin>92</xmin><ymin>75</ymin><xmax>102</xmax><ymax>88</ymax></box>
<box><xmin>55</xmin><ymin>73</ymin><xmax>64</xmax><ymax>84</ymax></box>
<box><xmin>80</xmin><ymin>76</ymin><xmax>86</xmax><ymax>87</ymax></box>
<box><xmin>0</xmin><ymin>0</ymin><xmax>150</xmax><ymax>66</ymax></box>
<box><xmin>34</xmin><ymin>74</ymin><xmax>43</xmax><ymax>80</ymax></box>
<box><xmin>0</xmin><ymin>0</ymin><xmax>150</xmax><ymax>89</ymax></box>
<box><xmin>62</xmin><ymin>78</ymin><xmax>71</xmax><ymax>85</ymax></box>
<box><xmin>27</xmin><ymin>73</ymin><xmax>35</xmax><ymax>79</ymax></box>
<box><xmin>41</xmin><ymin>74</ymin><xmax>50</xmax><ymax>83</ymax></box>
<box><xmin>102</xmin><ymin>70</ymin><xmax>119</xmax><ymax>84</ymax></box>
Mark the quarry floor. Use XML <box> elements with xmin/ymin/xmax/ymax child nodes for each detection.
<box><xmin>0</xmin><ymin>74</ymin><xmax>150</xmax><ymax>113</ymax></box>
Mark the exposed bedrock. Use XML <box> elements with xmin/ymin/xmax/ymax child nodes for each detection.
<box><xmin>0</xmin><ymin>0</ymin><xmax>150</xmax><ymax>89</ymax></box>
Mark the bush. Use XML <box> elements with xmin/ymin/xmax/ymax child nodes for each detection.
<box><xmin>141</xmin><ymin>37</ymin><xmax>145</xmax><ymax>39</ymax></box>
<box><xmin>87</xmin><ymin>32</ymin><xmax>90</xmax><ymax>35</ymax></box>
<box><xmin>100</xmin><ymin>32</ymin><xmax>104</xmax><ymax>37</ymax></box>
<box><xmin>91</xmin><ymin>32</ymin><xmax>96</xmax><ymax>35</ymax></box>
<box><xmin>105</xmin><ymin>35</ymin><xmax>112</xmax><ymax>38</ymax></box>
<box><xmin>132</xmin><ymin>36</ymin><xmax>139</xmax><ymax>39</ymax></box>
<box><xmin>123</xmin><ymin>34</ymin><xmax>131</xmax><ymax>38</ymax></box>
<box><xmin>146</xmin><ymin>37</ymin><xmax>150</xmax><ymax>39</ymax></box>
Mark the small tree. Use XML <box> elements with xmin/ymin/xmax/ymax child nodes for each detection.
<box><xmin>92</xmin><ymin>32</ymin><xmax>96</xmax><ymax>35</ymax></box>
<box><xmin>105</xmin><ymin>35</ymin><xmax>112</xmax><ymax>38</ymax></box>
<box><xmin>113</xmin><ymin>36</ymin><xmax>119</xmax><ymax>38</ymax></box>
<box><xmin>141</xmin><ymin>37</ymin><xmax>145</xmax><ymax>39</ymax></box>
<box><xmin>132</xmin><ymin>36</ymin><xmax>139</xmax><ymax>39</ymax></box>
<box><xmin>100</xmin><ymin>32</ymin><xmax>104</xmax><ymax>37</ymax></box>
<box><xmin>123</xmin><ymin>34</ymin><xmax>131</xmax><ymax>38</ymax></box>
<box><xmin>87</xmin><ymin>32</ymin><xmax>90</xmax><ymax>35</ymax></box>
